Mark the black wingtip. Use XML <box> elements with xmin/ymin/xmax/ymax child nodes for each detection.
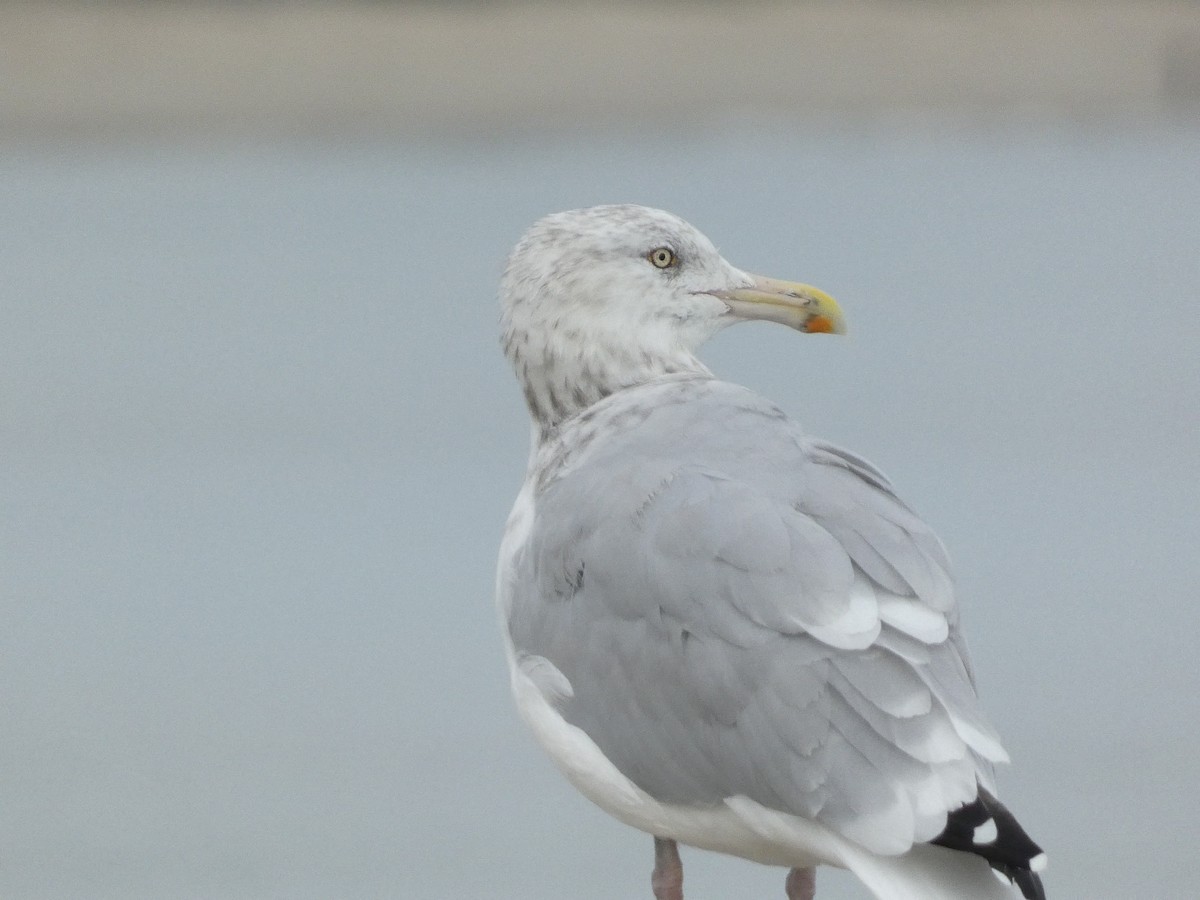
<box><xmin>1014</xmin><ymin>867</ymin><xmax>1046</xmax><ymax>900</ymax></box>
<box><xmin>993</xmin><ymin>860</ymin><xmax>1046</xmax><ymax>900</ymax></box>
<box><xmin>931</xmin><ymin>785</ymin><xmax>1047</xmax><ymax>898</ymax></box>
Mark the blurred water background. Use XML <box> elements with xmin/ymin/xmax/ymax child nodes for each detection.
<box><xmin>3</xmin><ymin>3</ymin><xmax>1200</xmax><ymax>898</ymax></box>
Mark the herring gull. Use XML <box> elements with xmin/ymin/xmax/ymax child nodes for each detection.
<box><xmin>495</xmin><ymin>205</ymin><xmax>1046</xmax><ymax>900</ymax></box>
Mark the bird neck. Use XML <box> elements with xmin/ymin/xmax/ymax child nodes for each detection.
<box><xmin>506</xmin><ymin>330</ymin><xmax>711</xmax><ymax>441</ymax></box>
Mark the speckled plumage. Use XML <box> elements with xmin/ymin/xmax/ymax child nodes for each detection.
<box><xmin>496</xmin><ymin>206</ymin><xmax>1045</xmax><ymax>900</ymax></box>
<box><xmin>500</xmin><ymin>206</ymin><xmax>730</xmax><ymax>434</ymax></box>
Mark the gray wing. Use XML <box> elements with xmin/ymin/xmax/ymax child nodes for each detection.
<box><xmin>508</xmin><ymin>379</ymin><xmax>1007</xmax><ymax>854</ymax></box>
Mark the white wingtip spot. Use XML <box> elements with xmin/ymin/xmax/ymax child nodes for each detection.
<box><xmin>1030</xmin><ymin>851</ymin><xmax>1049</xmax><ymax>872</ymax></box>
<box><xmin>972</xmin><ymin>817</ymin><xmax>998</xmax><ymax>844</ymax></box>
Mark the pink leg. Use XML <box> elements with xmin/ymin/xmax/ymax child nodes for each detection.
<box><xmin>651</xmin><ymin>837</ymin><xmax>683</xmax><ymax>900</ymax></box>
<box><xmin>785</xmin><ymin>867</ymin><xmax>816</xmax><ymax>900</ymax></box>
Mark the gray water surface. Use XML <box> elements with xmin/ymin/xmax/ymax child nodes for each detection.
<box><xmin>3</xmin><ymin>122</ymin><xmax>1199</xmax><ymax>898</ymax></box>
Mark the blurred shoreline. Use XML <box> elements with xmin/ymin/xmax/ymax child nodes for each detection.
<box><xmin>3</xmin><ymin>1</ymin><xmax>1199</xmax><ymax>143</ymax></box>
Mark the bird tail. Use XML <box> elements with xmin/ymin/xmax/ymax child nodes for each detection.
<box><xmin>840</xmin><ymin>841</ymin><xmax>1034</xmax><ymax>900</ymax></box>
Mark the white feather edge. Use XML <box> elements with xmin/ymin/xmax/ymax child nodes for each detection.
<box><xmin>803</xmin><ymin>576</ymin><xmax>881</xmax><ymax>649</ymax></box>
<box><xmin>507</xmin><ymin>652</ymin><xmax>1025</xmax><ymax>899</ymax></box>
<box><xmin>877</xmin><ymin>594</ymin><xmax>950</xmax><ymax>644</ymax></box>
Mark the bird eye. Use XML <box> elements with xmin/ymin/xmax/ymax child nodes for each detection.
<box><xmin>648</xmin><ymin>247</ymin><xmax>677</xmax><ymax>269</ymax></box>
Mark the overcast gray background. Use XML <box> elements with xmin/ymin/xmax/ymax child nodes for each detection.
<box><xmin>3</xmin><ymin>119</ymin><xmax>1198</xmax><ymax>899</ymax></box>
<box><xmin>4</xmin><ymin>3</ymin><xmax>1200</xmax><ymax>897</ymax></box>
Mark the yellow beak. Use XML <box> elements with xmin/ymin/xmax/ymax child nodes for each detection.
<box><xmin>711</xmin><ymin>275</ymin><xmax>846</xmax><ymax>335</ymax></box>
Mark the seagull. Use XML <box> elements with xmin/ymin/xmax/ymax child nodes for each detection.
<box><xmin>495</xmin><ymin>205</ymin><xmax>1046</xmax><ymax>900</ymax></box>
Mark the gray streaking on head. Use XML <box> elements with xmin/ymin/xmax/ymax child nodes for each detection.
<box><xmin>495</xmin><ymin>205</ymin><xmax>1046</xmax><ymax>900</ymax></box>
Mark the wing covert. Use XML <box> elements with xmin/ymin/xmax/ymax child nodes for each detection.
<box><xmin>506</xmin><ymin>379</ymin><xmax>1008</xmax><ymax>854</ymax></box>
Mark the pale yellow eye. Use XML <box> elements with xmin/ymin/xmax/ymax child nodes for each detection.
<box><xmin>648</xmin><ymin>247</ymin><xmax>677</xmax><ymax>269</ymax></box>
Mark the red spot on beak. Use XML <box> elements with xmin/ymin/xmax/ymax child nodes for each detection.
<box><xmin>805</xmin><ymin>316</ymin><xmax>835</xmax><ymax>334</ymax></box>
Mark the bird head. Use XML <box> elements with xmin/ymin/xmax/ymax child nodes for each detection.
<box><xmin>500</xmin><ymin>204</ymin><xmax>843</xmax><ymax>429</ymax></box>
